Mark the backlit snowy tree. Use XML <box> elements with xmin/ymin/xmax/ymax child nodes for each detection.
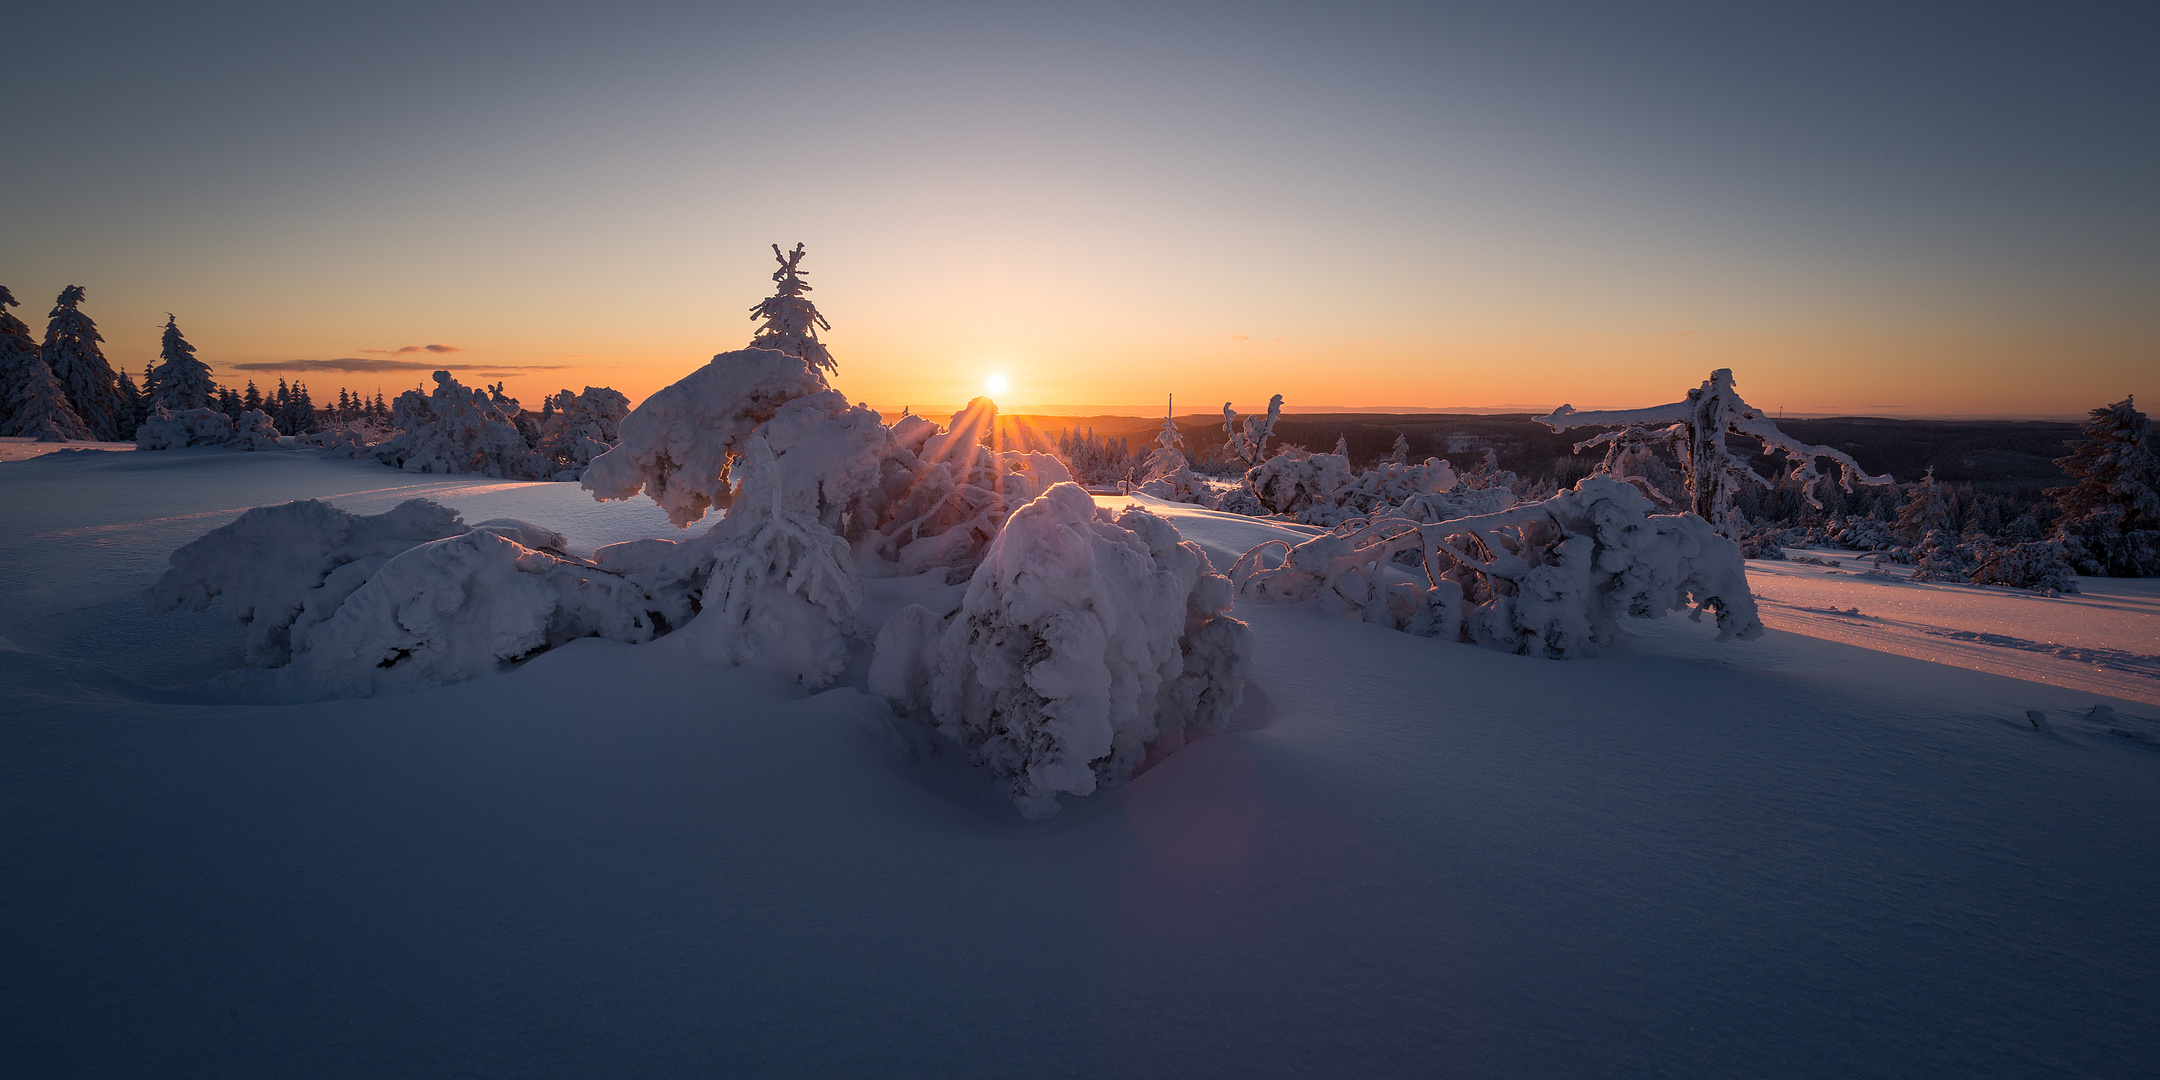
<box><xmin>42</xmin><ymin>286</ymin><xmax>128</xmax><ymax>440</ymax></box>
<box><xmin>2048</xmin><ymin>395</ymin><xmax>2159</xmax><ymax>577</ymax></box>
<box><xmin>1137</xmin><ymin>395</ymin><xmax>1205</xmax><ymax>501</ymax></box>
<box><xmin>146</xmin><ymin>315</ymin><xmax>218</xmax><ymax>410</ymax></box>
<box><xmin>1223</xmin><ymin>394</ymin><xmax>1283</xmax><ymax>466</ymax></box>
<box><xmin>372</xmin><ymin>371</ymin><xmax>546</xmax><ymax>479</ymax></box>
<box><xmin>1537</xmin><ymin>369</ymin><xmax>1893</xmax><ymax>540</ymax></box>
<box><xmin>748</xmin><ymin>242</ymin><xmax>835</xmax><ymax>376</ymax></box>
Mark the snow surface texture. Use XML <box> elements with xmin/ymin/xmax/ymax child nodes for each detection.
<box><xmin>1233</xmin><ymin>475</ymin><xmax>1760</xmax><ymax>658</ymax></box>
<box><xmin>5</xmin><ymin>449</ymin><xmax>2158</xmax><ymax>1077</ymax></box>
<box><xmin>872</xmin><ymin>484</ymin><xmax>1253</xmax><ymax>818</ymax></box>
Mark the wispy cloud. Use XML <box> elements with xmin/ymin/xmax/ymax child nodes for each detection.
<box><xmin>231</xmin><ymin>358</ymin><xmax>569</xmax><ymax>374</ymax></box>
<box><xmin>359</xmin><ymin>343</ymin><xmax>465</xmax><ymax>355</ymax></box>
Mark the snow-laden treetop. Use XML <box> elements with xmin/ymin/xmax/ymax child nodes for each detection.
<box><xmin>748</xmin><ymin>242</ymin><xmax>835</xmax><ymax>376</ymax></box>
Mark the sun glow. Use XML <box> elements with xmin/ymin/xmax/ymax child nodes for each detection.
<box><xmin>985</xmin><ymin>373</ymin><xmax>1009</xmax><ymax>396</ymax></box>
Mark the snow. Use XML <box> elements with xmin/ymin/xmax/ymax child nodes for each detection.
<box><xmin>5</xmin><ymin>447</ymin><xmax>2159</xmax><ymax>1076</ymax></box>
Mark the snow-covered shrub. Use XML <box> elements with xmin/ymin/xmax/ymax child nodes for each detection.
<box><xmin>289</xmin><ymin>528</ymin><xmax>659</xmax><ymax>698</ymax></box>
<box><xmin>145</xmin><ymin>499</ymin><xmax>473</xmax><ymax>665</ymax></box>
<box><xmin>1539</xmin><ymin>369</ymin><xmax>1893</xmax><ymax>539</ymax></box>
<box><xmin>853</xmin><ymin>397</ymin><xmax>1074</xmax><ymax>574</ymax></box>
<box><xmin>1829</xmin><ymin>515</ymin><xmax>1896</xmax><ymax>552</ymax></box>
<box><xmin>372</xmin><ymin>370</ymin><xmax>547</xmax><ymax>479</ymax></box>
<box><xmin>869</xmin><ymin>484</ymin><xmax>1253</xmax><ymax>818</ymax></box>
<box><xmin>1231</xmin><ymin>476</ymin><xmax>1760</xmax><ymax>658</ymax></box>
<box><xmin>1968</xmin><ymin>540</ymin><xmax>2080</xmax><ymax>593</ymax></box>
<box><xmin>583</xmin><ymin>348</ymin><xmax>829</xmax><ymax>526</ymax></box>
<box><xmin>1246</xmin><ymin>446</ymin><xmax>1356</xmax><ymax>517</ymax></box>
<box><xmin>298</xmin><ymin>417</ymin><xmax>396</xmax><ymax>457</ymax></box>
<box><xmin>134</xmin><ymin>406</ymin><xmax>236</xmax><ymax>450</ymax></box>
<box><xmin>1222</xmin><ymin>394</ymin><xmax>1282</xmax><ymax>467</ymax></box>
<box><xmin>146</xmin><ymin>497</ymin><xmax>668</xmax><ymax>694</ymax></box>
<box><xmin>232</xmin><ymin>408</ymin><xmax>282</xmax><ymax>450</ymax></box>
<box><xmin>534</xmin><ymin>386</ymin><xmax>630</xmax><ymax>479</ymax></box>
<box><xmin>1908</xmin><ymin>529</ymin><xmax>1974</xmax><ymax>583</ymax></box>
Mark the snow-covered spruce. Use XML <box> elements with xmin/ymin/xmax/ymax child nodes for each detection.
<box><xmin>1538</xmin><ymin>368</ymin><xmax>1894</xmax><ymax>539</ymax></box>
<box><xmin>145</xmin><ymin>315</ymin><xmax>218</xmax><ymax>411</ymax></box>
<box><xmin>40</xmin><ymin>285</ymin><xmax>130</xmax><ymax>441</ymax></box>
<box><xmin>1968</xmin><ymin>540</ymin><xmax>2080</xmax><ymax>593</ymax></box>
<box><xmin>2</xmin><ymin>320</ymin><xmax>94</xmax><ymax>443</ymax></box>
<box><xmin>869</xmin><ymin>483</ymin><xmax>1253</xmax><ymax>819</ymax></box>
<box><xmin>748</xmin><ymin>242</ymin><xmax>836</xmax><ymax>377</ymax></box>
<box><xmin>135</xmin><ymin>406</ymin><xmax>236</xmax><ymax>450</ymax></box>
<box><xmin>1230</xmin><ymin>475</ymin><xmax>1761</xmax><ymax>658</ymax></box>
<box><xmin>372</xmin><ymin>370</ymin><xmax>548</xmax><ymax>479</ymax></box>
<box><xmin>2049</xmin><ymin>395</ymin><xmax>2159</xmax><ymax>577</ymax></box>
<box><xmin>1137</xmin><ymin>395</ymin><xmax>1205</xmax><ymax>502</ymax></box>
<box><xmin>144</xmin><ymin>497</ymin><xmax>668</xmax><ymax>694</ymax></box>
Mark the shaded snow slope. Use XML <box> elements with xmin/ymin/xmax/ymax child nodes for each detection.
<box><xmin>4</xmin><ymin>449</ymin><xmax>2158</xmax><ymax>1077</ymax></box>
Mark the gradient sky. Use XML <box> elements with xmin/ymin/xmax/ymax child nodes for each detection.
<box><xmin>4</xmin><ymin>1</ymin><xmax>2153</xmax><ymax>418</ymax></box>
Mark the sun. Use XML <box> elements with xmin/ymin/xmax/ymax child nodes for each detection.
<box><xmin>985</xmin><ymin>373</ymin><xmax>1009</xmax><ymax>396</ymax></box>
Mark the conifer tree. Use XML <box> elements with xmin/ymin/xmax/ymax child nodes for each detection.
<box><xmin>1389</xmin><ymin>431</ymin><xmax>1411</xmax><ymax>464</ymax></box>
<box><xmin>218</xmin><ymin>386</ymin><xmax>243</xmax><ymax>420</ymax></box>
<box><xmin>2</xmin><ymin>354</ymin><xmax>92</xmax><ymax>441</ymax></box>
<box><xmin>748</xmin><ymin>242</ymin><xmax>836</xmax><ymax>376</ymax></box>
<box><xmin>0</xmin><ymin>285</ymin><xmax>43</xmax><ymax>430</ymax></box>
<box><xmin>2049</xmin><ymin>396</ymin><xmax>2160</xmax><ymax>577</ymax></box>
<box><xmin>41</xmin><ymin>285</ymin><xmax>128</xmax><ymax>440</ymax></box>
<box><xmin>147</xmin><ymin>315</ymin><xmax>218</xmax><ymax>410</ymax></box>
<box><xmin>117</xmin><ymin>367</ymin><xmax>145</xmax><ymax>439</ymax></box>
<box><xmin>1894</xmin><ymin>468</ymin><xmax>1953</xmax><ymax>546</ymax></box>
<box><xmin>243</xmin><ymin>380</ymin><xmax>263</xmax><ymax>412</ymax></box>
<box><xmin>1332</xmin><ymin>434</ymin><xmax>1349</xmax><ymax>459</ymax></box>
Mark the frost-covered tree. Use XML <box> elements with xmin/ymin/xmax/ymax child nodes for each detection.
<box><xmin>1222</xmin><ymin>394</ymin><xmax>1282</xmax><ymax>466</ymax></box>
<box><xmin>2048</xmin><ymin>395</ymin><xmax>2159</xmax><ymax>577</ymax></box>
<box><xmin>534</xmin><ymin>385</ymin><xmax>631</xmax><ymax>479</ymax></box>
<box><xmin>135</xmin><ymin>406</ymin><xmax>237</xmax><ymax>450</ymax></box>
<box><xmin>0</xmin><ymin>285</ymin><xmax>49</xmax><ymax>431</ymax></box>
<box><xmin>1138</xmin><ymin>395</ymin><xmax>1205</xmax><ymax>501</ymax></box>
<box><xmin>748</xmin><ymin>242</ymin><xmax>835</xmax><ymax>376</ymax></box>
<box><xmin>870</xmin><ymin>485</ymin><xmax>1252</xmax><ymax>818</ymax></box>
<box><xmin>1231</xmin><ymin>475</ymin><xmax>1760</xmax><ymax>658</ymax></box>
<box><xmin>40</xmin><ymin>285</ymin><xmax>129</xmax><ymax>441</ymax></box>
<box><xmin>1538</xmin><ymin>369</ymin><xmax>1893</xmax><ymax>539</ymax></box>
<box><xmin>242</xmin><ymin>380</ymin><xmax>263</xmax><ymax>413</ymax></box>
<box><xmin>3</xmin><ymin>354</ymin><xmax>93</xmax><ymax>441</ymax></box>
<box><xmin>145</xmin><ymin>315</ymin><xmax>218</xmax><ymax>410</ymax></box>
<box><xmin>1894</xmin><ymin>468</ymin><xmax>1953</xmax><ymax>547</ymax></box>
<box><xmin>1388</xmin><ymin>431</ymin><xmax>1411</xmax><ymax>464</ymax></box>
<box><xmin>372</xmin><ymin>370</ymin><xmax>546</xmax><ymax>478</ymax></box>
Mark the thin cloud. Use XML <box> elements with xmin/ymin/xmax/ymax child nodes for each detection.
<box><xmin>232</xmin><ymin>359</ymin><xmax>568</xmax><ymax>374</ymax></box>
<box><xmin>359</xmin><ymin>344</ymin><xmax>465</xmax><ymax>355</ymax></box>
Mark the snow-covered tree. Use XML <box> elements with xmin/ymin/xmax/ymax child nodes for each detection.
<box><xmin>372</xmin><ymin>370</ymin><xmax>545</xmax><ymax>479</ymax></box>
<box><xmin>242</xmin><ymin>380</ymin><xmax>263</xmax><ymax>413</ymax></box>
<box><xmin>0</xmin><ymin>285</ymin><xmax>53</xmax><ymax>432</ymax></box>
<box><xmin>869</xmin><ymin>484</ymin><xmax>1252</xmax><ymax>818</ymax></box>
<box><xmin>1388</xmin><ymin>431</ymin><xmax>1411</xmax><ymax>464</ymax></box>
<box><xmin>1231</xmin><ymin>475</ymin><xmax>1761</xmax><ymax>658</ymax></box>
<box><xmin>533</xmin><ymin>386</ymin><xmax>630</xmax><ymax>479</ymax></box>
<box><xmin>1537</xmin><ymin>369</ymin><xmax>1894</xmax><ymax>540</ymax></box>
<box><xmin>748</xmin><ymin>242</ymin><xmax>835</xmax><ymax>376</ymax></box>
<box><xmin>1137</xmin><ymin>395</ymin><xmax>1205</xmax><ymax>501</ymax></box>
<box><xmin>40</xmin><ymin>286</ymin><xmax>129</xmax><ymax>441</ymax></box>
<box><xmin>2048</xmin><ymin>396</ymin><xmax>2159</xmax><ymax>577</ymax></box>
<box><xmin>3</xmin><ymin>354</ymin><xmax>93</xmax><ymax>441</ymax></box>
<box><xmin>1894</xmin><ymin>468</ymin><xmax>1953</xmax><ymax>547</ymax></box>
<box><xmin>1222</xmin><ymin>394</ymin><xmax>1282</xmax><ymax>466</ymax></box>
<box><xmin>146</xmin><ymin>315</ymin><xmax>217</xmax><ymax>410</ymax></box>
<box><xmin>1055</xmin><ymin>427</ymin><xmax>1135</xmax><ymax>485</ymax></box>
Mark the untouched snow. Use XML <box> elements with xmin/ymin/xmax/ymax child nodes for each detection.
<box><xmin>0</xmin><ymin>435</ymin><xmax>134</xmax><ymax>462</ymax></box>
<box><xmin>4</xmin><ymin>450</ymin><xmax>2158</xmax><ymax>1077</ymax></box>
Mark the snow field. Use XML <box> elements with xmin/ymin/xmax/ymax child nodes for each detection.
<box><xmin>3</xmin><ymin>446</ymin><xmax>2158</xmax><ymax>1077</ymax></box>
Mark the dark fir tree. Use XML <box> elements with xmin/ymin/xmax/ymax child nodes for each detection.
<box><xmin>0</xmin><ymin>285</ymin><xmax>44</xmax><ymax>430</ymax></box>
<box><xmin>2050</xmin><ymin>396</ymin><xmax>2160</xmax><ymax>577</ymax></box>
<box><xmin>748</xmin><ymin>242</ymin><xmax>836</xmax><ymax>377</ymax></box>
<box><xmin>242</xmin><ymin>379</ymin><xmax>263</xmax><ymax>412</ymax></box>
<box><xmin>41</xmin><ymin>285</ymin><xmax>128</xmax><ymax>440</ymax></box>
<box><xmin>146</xmin><ymin>315</ymin><xmax>217</xmax><ymax>410</ymax></box>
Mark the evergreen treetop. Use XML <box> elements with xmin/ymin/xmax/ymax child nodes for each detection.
<box><xmin>41</xmin><ymin>285</ymin><xmax>128</xmax><ymax>441</ymax></box>
<box><xmin>148</xmin><ymin>314</ymin><xmax>218</xmax><ymax>410</ymax></box>
<box><xmin>748</xmin><ymin>242</ymin><xmax>836</xmax><ymax>377</ymax></box>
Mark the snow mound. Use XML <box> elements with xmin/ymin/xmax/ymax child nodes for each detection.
<box><xmin>144</xmin><ymin>499</ymin><xmax>471</xmax><ymax>665</ymax></box>
<box><xmin>582</xmin><ymin>348</ymin><xmax>828</xmax><ymax>526</ymax></box>
<box><xmin>1233</xmin><ymin>475</ymin><xmax>1760</xmax><ymax>658</ymax></box>
<box><xmin>871</xmin><ymin>483</ymin><xmax>1253</xmax><ymax>818</ymax></box>
<box><xmin>133</xmin><ymin>406</ymin><xmax>235</xmax><ymax>450</ymax></box>
<box><xmin>290</xmin><ymin>529</ymin><xmax>659</xmax><ymax>698</ymax></box>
